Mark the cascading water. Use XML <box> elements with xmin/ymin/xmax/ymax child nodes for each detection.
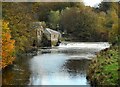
<box><xmin>58</xmin><ymin>42</ymin><xmax>110</xmax><ymax>50</ymax></box>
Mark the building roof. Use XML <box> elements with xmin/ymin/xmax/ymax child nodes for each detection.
<box><xmin>46</xmin><ymin>28</ymin><xmax>61</xmax><ymax>35</ymax></box>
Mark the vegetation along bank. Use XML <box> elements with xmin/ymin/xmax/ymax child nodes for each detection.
<box><xmin>87</xmin><ymin>45</ymin><xmax>120</xmax><ymax>86</ymax></box>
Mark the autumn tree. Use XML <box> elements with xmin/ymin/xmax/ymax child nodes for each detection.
<box><xmin>98</xmin><ymin>2</ymin><xmax>119</xmax><ymax>45</ymax></box>
<box><xmin>2</xmin><ymin>2</ymin><xmax>37</xmax><ymax>53</ymax></box>
<box><xmin>1</xmin><ymin>20</ymin><xmax>15</xmax><ymax>69</ymax></box>
<box><xmin>107</xmin><ymin>8</ymin><xmax>119</xmax><ymax>45</ymax></box>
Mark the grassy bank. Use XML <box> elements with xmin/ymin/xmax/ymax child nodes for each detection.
<box><xmin>87</xmin><ymin>46</ymin><xmax>119</xmax><ymax>86</ymax></box>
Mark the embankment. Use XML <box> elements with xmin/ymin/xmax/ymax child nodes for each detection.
<box><xmin>87</xmin><ymin>46</ymin><xmax>119</xmax><ymax>86</ymax></box>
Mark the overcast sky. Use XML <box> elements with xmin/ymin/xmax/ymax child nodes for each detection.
<box><xmin>83</xmin><ymin>0</ymin><xmax>103</xmax><ymax>7</ymax></box>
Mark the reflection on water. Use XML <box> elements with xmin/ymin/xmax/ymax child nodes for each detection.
<box><xmin>29</xmin><ymin>42</ymin><xmax>110</xmax><ymax>85</ymax></box>
<box><xmin>2</xmin><ymin>42</ymin><xmax>110</xmax><ymax>85</ymax></box>
<box><xmin>2</xmin><ymin>55</ymin><xmax>32</xmax><ymax>85</ymax></box>
<box><xmin>29</xmin><ymin>54</ymin><xmax>90</xmax><ymax>85</ymax></box>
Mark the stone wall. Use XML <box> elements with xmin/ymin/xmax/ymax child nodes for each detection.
<box><xmin>36</xmin><ymin>26</ymin><xmax>43</xmax><ymax>47</ymax></box>
<box><xmin>33</xmin><ymin>22</ymin><xmax>61</xmax><ymax>47</ymax></box>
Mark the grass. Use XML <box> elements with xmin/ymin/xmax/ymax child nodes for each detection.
<box><xmin>87</xmin><ymin>46</ymin><xmax>119</xmax><ymax>86</ymax></box>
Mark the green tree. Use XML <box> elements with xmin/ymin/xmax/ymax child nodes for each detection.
<box><xmin>48</xmin><ymin>10</ymin><xmax>60</xmax><ymax>30</ymax></box>
<box><xmin>60</xmin><ymin>7</ymin><xmax>102</xmax><ymax>41</ymax></box>
<box><xmin>32</xmin><ymin>2</ymin><xmax>84</xmax><ymax>22</ymax></box>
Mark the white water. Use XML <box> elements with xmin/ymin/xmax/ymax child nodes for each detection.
<box><xmin>58</xmin><ymin>42</ymin><xmax>110</xmax><ymax>50</ymax></box>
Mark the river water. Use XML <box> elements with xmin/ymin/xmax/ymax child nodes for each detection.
<box><xmin>2</xmin><ymin>42</ymin><xmax>110</xmax><ymax>86</ymax></box>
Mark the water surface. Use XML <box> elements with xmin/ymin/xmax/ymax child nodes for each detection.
<box><xmin>2</xmin><ymin>42</ymin><xmax>110</xmax><ymax>85</ymax></box>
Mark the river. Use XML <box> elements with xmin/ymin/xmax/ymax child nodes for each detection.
<box><xmin>2</xmin><ymin>42</ymin><xmax>110</xmax><ymax>86</ymax></box>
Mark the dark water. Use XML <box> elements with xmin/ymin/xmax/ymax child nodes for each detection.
<box><xmin>2</xmin><ymin>42</ymin><xmax>110</xmax><ymax>85</ymax></box>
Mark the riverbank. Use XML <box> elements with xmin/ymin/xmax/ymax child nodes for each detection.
<box><xmin>2</xmin><ymin>53</ymin><xmax>34</xmax><ymax>85</ymax></box>
<box><xmin>87</xmin><ymin>46</ymin><xmax>119</xmax><ymax>86</ymax></box>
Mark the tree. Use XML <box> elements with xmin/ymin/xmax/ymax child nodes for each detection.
<box><xmin>1</xmin><ymin>20</ymin><xmax>15</xmax><ymax>69</ymax></box>
<box><xmin>48</xmin><ymin>10</ymin><xmax>60</xmax><ymax>30</ymax></box>
<box><xmin>32</xmin><ymin>2</ymin><xmax>83</xmax><ymax>22</ymax></box>
<box><xmin>60</xmin><ymin>7</ymin><xmax>102</xmax><ymax>41</ymax></box>
<box><xmin>107</xmin><ymin>9</ymin><xmax>119</xmax><ymax>45</ymax></box>
<box><xmin>2</xmin><ymin>2</ymin><xmax>36</xmax><ymax>53</ymax></box>
<box><xmin>98</xmin><ymin>2</ymin><xmax>119</xmax><ymax>44</ymax></box>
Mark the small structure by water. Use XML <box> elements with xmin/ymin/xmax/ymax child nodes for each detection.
<box><xmin>32</xmin><ymin>22</ymin><xmax>61</xmax><ymax>47</ymax></box>
<box><xmin>44</xmin><ymin>28</ymin><xmax>61</xmax><ymax>46</ymax></box>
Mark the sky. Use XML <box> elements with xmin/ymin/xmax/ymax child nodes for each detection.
<box><xmin>83</xmin><ymin>0</ymin><xmax>103</xmax><ymax>7</ymax></box>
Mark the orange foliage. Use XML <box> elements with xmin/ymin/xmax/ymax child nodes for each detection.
<box><xmin>0</xmin><ymin>21</ymin><xmax>15</xmax><ymax>69</ymax></box>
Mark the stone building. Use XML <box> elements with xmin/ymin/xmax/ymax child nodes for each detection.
<box><xmin>33</xmin><ymin>22</ymin><xmax>61</xmax><ymax>47</ymax></box>
<box><xmin>44</xmin><ymin>28</ymin><xmax>61</xmax><ymax>46</ymax></box>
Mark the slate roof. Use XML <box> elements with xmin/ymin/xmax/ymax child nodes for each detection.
<box><xmin>46</xmin><ymin>28</ymin><xmax>61</xmax><ymax>35</ymax></box>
